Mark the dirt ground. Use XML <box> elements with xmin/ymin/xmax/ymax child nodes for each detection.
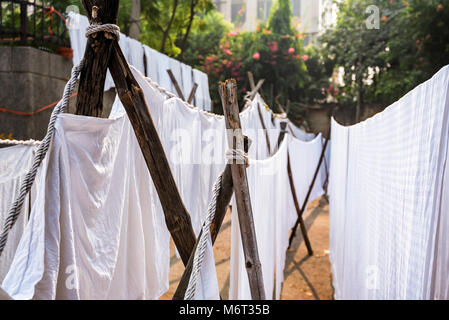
<box><xmin>160</xmin><ymin>196</ymin><xmax>333</xmax><ymax>300</ymax></box>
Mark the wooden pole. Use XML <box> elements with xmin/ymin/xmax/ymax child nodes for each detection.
<box><xmin>187</xmin><ymin>83</ymin><xmax>198</xmax><ymax>104</ymax></box>
<box><xmin>247</xmin><ymin>71</ymin><xmax>256</xmax><ymax>91</ymax></box>
<box><xmin>256</xmin><ymin>103</ymin><xmax>271</xmax><ymax>156</ymax></box>
<box><xmin>108</xmin><ymin>42</ymin><xmax>197</xmax><ymax>266</ymax></box>
<box><xmin>219</xmin><ymin>79</ymin><xmax>266</xmax><ymax>300</ymax></box>
<box><xmin>288</xmin><ymin>135</ymin><xmax>330</xmax><ymax>249</ymax></box>
<box><xmin>276</xmin><ymin>121</ymin><xmax>287</xmax><ymax>152</ymax></box>
<box><xmin>167</xmin><ymin>69</ymin><xmax>186</xmax><ymax>101</ymax></box>
<box><xmin>75</xmin><ymin>0</ymin><xmax>120</xmax><ymax>117</ymax></box>
<box><xmin>287</xmin><ymin>152</ymin><xmax>313</xmax><ymax>255</ymax></box>
<box><xmin>172</xmin><ymin>137</ymin><xmax>251</xmax><ymax>300</ymax></box>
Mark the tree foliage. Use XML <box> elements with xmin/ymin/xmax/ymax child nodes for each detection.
<box><xmin>320</xmin><ymin>0</ymin><xmax>449</xmax><ymax>122</ymax></box>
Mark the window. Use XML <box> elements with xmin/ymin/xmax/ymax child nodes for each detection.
<box><xmin>231</xmin><ymin>0</ymin><xmax>246</xmax><ymax>24</ymax></box>
<box><xmin>257</xmin><ymin>0</ymin><xmax>272</xmax><ymax>21</ymax></box>
<box><xmin>291</xmin><ymin>0</ymin><xmax>301</xmax><ymax>18</ymax></box>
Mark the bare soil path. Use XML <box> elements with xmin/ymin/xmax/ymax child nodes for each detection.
<box><xmin>160</xmin><ymin>196</ymin><xmax>333</xmax><ymax>300</ymax></box>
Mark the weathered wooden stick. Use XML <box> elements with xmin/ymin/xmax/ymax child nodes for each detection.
<box><xmin>0</xmin><ymin>287</ymin><xmax>12</xmax><ymax>300</ymax></box>
<box><xmin>276</xmin><ymin>121</ymin><xmax>288</xmax><ymax>152</ymax></box>
<box><xmin>256</xmin><ymin>103</ymin><xmax>271</xmax><ymax>156</ymax></box>
<box><xmin>172</xmin><ymin>137</ymin><xmax>251</xmax><ymax>300</ymax></box>
<box><xmin>288</xmin><ymin>135</ymin><xmax>330</xmax><ymax>249</ymax></box>
<box><xmin>75</xmin><ymin>0</ymin><xmax>119</xmax><ymax>116</ymax></box>
<box><xmin>249</xmin><ymin>79</ymin><xmax>265</xmax><ymax>100</ymax></box>
<box><xmin>187</xmin><ymin>83</ymin><xmax>198</xmax><ymax>104</ymax></box>
<box><xmin>167</xmin><ymin>69</ymin><xmax>186</xmax><ymax>101</ymax></box>
<box><xmin>219</xmin><ymin>79</ymin><xmax>266</xmax><ymax>300</ymax></box>
<box><xmin>247</xmin><ymin>71</ymin><xmax>256</xmax><ymax>91</ymax></box>
<box><xmin>287</xmin><ymin>152</ymin><xmax>313</xmax><ymax>255</ymax></box>
<box><xmin>108</xmin><ymin>41</ymin><xmax>197</xmax><ymax>266</ymax></box>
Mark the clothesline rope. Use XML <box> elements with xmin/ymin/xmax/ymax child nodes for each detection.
<box><xmin>184</xmin><ymin>172</ymin><xmax>223</xmax><ymax>300</ymax></box>
<box><xmin>0</xmin><ymin>139</ymin><xmax>41</xmax><ymax>146</ymax></box>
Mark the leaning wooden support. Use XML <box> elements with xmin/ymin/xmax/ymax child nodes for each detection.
<box><xmin>256</xmin><ymin>103</ymin><xmax>271</xmax><ymax>155</ymax></box>
<box><xmin>167</xmin><ymin>69</ymin><xmax>186</xmax><ymax>101</ymax></box>
<box><xmin>219</xmin><ymin>79</ymin><xmax>266</xmax><ymax>300</ymax></box>
<box><xmin>287</xmin><ymin>153</ymin><xmax>313</xmax><ymax>255</ymax></box>
<box><xmin>276</xmin><ymin>121</ymin><xmax>288</xmax><ymax>152</ymax></box>
<box><xmin>108</xmin><ymin>41</ymin><xmax>197</xmax><ymax>266</ymax></box>
<box><xmin>172</xmin><ymin>137</ymin><xmax>251</xmax><ymax>300</ymax></box>
<box><xmin>187</xmin><ymin>83</ymin><xmax>198</xmax><ymax>104</ymax></box>
<box><xmin>75</xmin><ymin>0</ymin><xmax>120</xmax><ymax>117</ymax></box>
<box><xmin>76</xmin><ymin>0</ymin><xmax>197</xmax><ymax>267</ymax></box>
<box><xmin>288</xmin><ymin>135</ymin><xmax>330</xmax><ymax>249</ymax></box>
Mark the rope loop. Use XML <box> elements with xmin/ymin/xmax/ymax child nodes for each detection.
<box><xmin>85</xmin><ymin>24</ymin><xmax>120</xmax><ymax>40</ymax></box>
<box><xmin>225</xmin><ymin>148</ymin><xmax>249</xmax><ymax>168</ymax></box>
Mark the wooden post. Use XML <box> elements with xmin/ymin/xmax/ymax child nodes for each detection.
<box><xmin>256</xmin><ymin>103</ymin><xmax>271</xmax><ymax>155</ymax></box>
<box><xmin>288</xmin><ymin>135</ymin><xmax>330</xmax><ymax>249</ymax></box>
<box><xmin>167</xmin><ymin>69</ymin><xmax>186</xmax><ymax>101</ymax></box>
<box><xmin>172</xmin><ymin>137</ymin><xmax>251</xmax><ymax>300</ymax></box>
<box><xmin>287</xmin><ymin>152</ymin><xmax>313</xmax><ymax>255</ymax></box>
<box><xmin>247</xmin><ymin>71</ymin><xmax>256</xmax><ymax>91</ymax></box>
<box><xmin>250</xmin><ymin>79</ymin><xmax>265</xmax><ymax>100</ymax></box>
<box><xmin>108</xmin><ymin>41</ymin><xmax>197</xmax><ymax>266</ymax></box>
<box><xmin>0</xmin><ymin>287</ymin><xmax>12</xmax><ymax>300</ymax></box>
<box><xmin>276</xmin><ymin>121</ymin><xmax>287</xmax><ymax>151</ymax></box>
<box><xmin>75</xmin><ymin>0</ymin><xmax>120</xmax><ymax>117</ymax></box>
<box><xmin>75</xmin><ymin>1</ymin><xmax>197</xmax><ymax>266</ymax></box>
<box><xmin>187</xmin><ymin>83</ymin><xmax>198</xmax><ymax>104</ymax></box>
<box><xmin>219</xmin><ymin>79</ymin><xmax>266</xmax><ymax>300</ymax></box>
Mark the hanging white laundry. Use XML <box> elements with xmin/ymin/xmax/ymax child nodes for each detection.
<box><xmin>329</xmin><ymin>65</ymin><xmax>449</xmax><ymax>300</ymax></box>
<box><xmin>0</xmin><ymin>145</ymin><xmax>37</xmax><ymax>283</ymax></box>
<box><xmin>110</xmin><ymin>67</ymin><xmax>221</xmax><ymax>298</ymax></box>
<box><xmin>288</xmin><ymin>133</ymin><xmax>326</xmax><ymax>207</ymax></box>
<box><xmin>127</xmin><ymin>38</ymin><xmax>146</xmax><ymax>75</ymax></box>
<box><xmin>143</xmin><ymin>45</ymin><xmax>160</xmax><ymax>83</ymax></box>
<box><xmin>66</xmin><ymin>12</ymin><xmax>89</xmax><ymax>68</ymax></box>
<box><xmin>181</xmin><ymin>63</ymin><xmax>193</xmax><ymax>101</ymax></box>
<box><xmin>2</xmin><ymin>112</ymin><xmax>171</xmax><ymax>300</ymax></box>
<box><xmin>157</xmin><ymin>53</ymin><xmax>173</xmax><ymax>96</ymax></box>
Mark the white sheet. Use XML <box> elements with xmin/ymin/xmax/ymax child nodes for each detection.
<box><xmin>128</xmin><ymin>38</ymin><xmax>145</xmax><ymax>75</ymax></box>
<box><xmin>329</xmin><ymin>65</ymin><xmax>449</xmax><ymax>299</ymax></box>
<box><xmin>0</xmin><ymin>145</ymin><xmax>36</xmax><ymax>283</ymax></box>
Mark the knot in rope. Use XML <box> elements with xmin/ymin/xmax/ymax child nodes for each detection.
<box><xmin>85</xmin><ymin>23</ymin><xmax>120</xmax><ymax>40</ymax></box>
<box><xmin>226</xmin><ymin>148</ymin><xmax>249</xmax><ymax>168</ymax></box>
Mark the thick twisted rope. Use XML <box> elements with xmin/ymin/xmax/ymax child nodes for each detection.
<box><xmin>184</xmin><ymin>172</ymin><xmax>223</xmax><ymax>300</ymax></box>
<box><xmin>85</xmin><ymin>23</ymin><xmax>120</xmax><ymax>40</ymax></box>
<box><xmin>0</xmin><ymin>139</ymin><xmax>41</xmax><ymax>146</ymax></box>
<box><xmin>0</xmin><ymin>61</ymin><xmax>83</xmax><ymax>256</ymax></box>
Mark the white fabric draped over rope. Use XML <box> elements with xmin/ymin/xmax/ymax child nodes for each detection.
<box><xmin>329</xmin><ymin>65</ymin><xmax>449</xmax><ymax>300</ymax></box>
<box><xmin>66</xmin><ymin>12</ymin><xmax>212</xmax><ymax>111</ymax></box>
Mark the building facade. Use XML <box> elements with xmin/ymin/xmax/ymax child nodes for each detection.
<box><xmin>214</xmin><ymin>0</ymin><xmax>338</xmax><ymax>44</ymax></box>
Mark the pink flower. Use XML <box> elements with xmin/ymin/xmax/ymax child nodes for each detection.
<box><xmin>301</xmin><ymin>55</ymin><xmax>309</xmax><ymax>61</ymax></box>
<box><xmin>437</xmin><ymin>4</ymin><xmax>444</xmax><ymax>11</ymax></box>
<box><xmin>228</xmin><ymin>31</ymin><xmax>238</xmax><ymax>37</ymax></box>
<box><xmin>402</xmin><ymin>1</ymin><xmax>408</xmax><ymax>6</ymax></box>
<box><xmin>263</xmin><ymin>29</ymin><xmax>272</xmax><ymax>35</ymax></box>
<box><xmin>288</xmin><ymin>47</ymin><xmax>295</xmax><ymax>54</ymax></box>
<box><xmin>267</xmin><ymin>41</ymin><xmax>278</xmax><ymax>53</ymax></box>
<box><xmin>253</xmin><ymin>52</ymin><xmax>260</xmax><ymax>60</ymax></box>
<box><xmin>271</xmin><ymin>61</ymin><xmax>276</xmax><ymax>65</ymax></box>
<box><xmin>223</xmin><ymin>48</ymin><xmax>232</xmax><ymax>56</ymax></box>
